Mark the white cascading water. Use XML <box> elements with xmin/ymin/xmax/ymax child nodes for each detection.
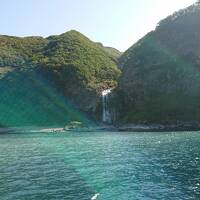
<box><xmin>102</xmin><ymin>89</ymin><xmax>112</xmax><ymax>123</ymax></box>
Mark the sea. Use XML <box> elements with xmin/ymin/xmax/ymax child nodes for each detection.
<box><xmin>0</xmin><ymin>131</ymin><xmax>200</xmax><ymax>200</ymax></box>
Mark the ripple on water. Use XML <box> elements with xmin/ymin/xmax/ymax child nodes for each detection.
<box><xmin>0</xmin><ymin>131</ymin><xmax>200</xmax><ymax>200</ymax></box>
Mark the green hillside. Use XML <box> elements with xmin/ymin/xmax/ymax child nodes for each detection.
<box><xmin>115</xmin><ymin>2</ymin><xmax>200</xmax><ymax>124</ymax></box>
<box><xmin>0</xmin><ymin>30</ymin><xmax>121</xmax><ymax>127</ymax></box>
<box><xmin>96</xmin><ymin>42</ymin><xmax>122</xmax><ymax>61</ymax></box>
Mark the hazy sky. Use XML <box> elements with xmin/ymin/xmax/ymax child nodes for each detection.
<box><xmin>0</xmin><ymin>0</ymin><xmax>197</xmax><ymax>51</ymax></box>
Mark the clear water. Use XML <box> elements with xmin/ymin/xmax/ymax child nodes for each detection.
<box><xmin>0</xmin><ymin>131</ymin><xmax>200</xmax><ymax>200</ymax></box>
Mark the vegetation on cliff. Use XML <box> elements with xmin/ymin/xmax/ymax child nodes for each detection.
<box><xmin>3</xmin><ymin>1</ymin><xmax>200</xmax><ymax>127</ymax></box>
<box><xmin>116</xmin><ymin>1</ymin><xmax>200</xmax><ymax>124</ymax></box>
<box><xmin>0</xmin><ymin>30</ymin><xmax>121</xmax><ymax>127</ymax></box>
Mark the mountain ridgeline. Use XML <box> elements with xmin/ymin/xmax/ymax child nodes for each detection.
<box><xmin>114</xmin><ymin>1</ymin><xmax>200</xmax><ymax>124</ymax></box>
<box><xmin>0</xmin><ymin>30</ymin><xmax>121</xmax><ymax>127</ymax></box>
<box><xmin>1</xmin><ymin>1</ymin><xmax>200</xmax><ymax>128</ymax></box>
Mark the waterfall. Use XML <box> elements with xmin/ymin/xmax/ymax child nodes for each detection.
<box><xmin>102</xmin><ymin>89</ymin><xmax>112</xmax><ymax>123</ymax></box>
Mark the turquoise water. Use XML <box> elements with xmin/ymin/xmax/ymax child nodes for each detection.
<box><xmin>0</xmin><ymin>131</ymin><xmax>200</xmax><ymax>200</ymax></box>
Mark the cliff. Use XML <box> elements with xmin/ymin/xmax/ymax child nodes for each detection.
<box><xmin>115</xmin><ymin>2</ymin><xmax>200</xmax><ymax>124</ymax></box>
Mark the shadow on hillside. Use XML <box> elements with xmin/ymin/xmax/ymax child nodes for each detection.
<box><xmin>0</xmin><ymin>67</ymin><xmax>92</xmax><ymax>128</ymax></box>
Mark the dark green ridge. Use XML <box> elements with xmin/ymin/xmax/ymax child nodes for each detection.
<box><xmin>115</xmin><ymin>1</ymin><xmax>200</xmax><ymax>124</ymax></box>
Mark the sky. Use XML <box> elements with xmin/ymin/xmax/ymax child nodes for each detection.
<box><xmin>0</xmin><ymin>0</ymin><xmax>197</xmax><ymax>51</ymax></box>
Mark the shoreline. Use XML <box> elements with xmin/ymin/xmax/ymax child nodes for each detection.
<box><xmin>1</xmin><ymin>123</ymin><xmax>200</xmax><ymax>133</ymax></box>
<box><xmin>114</xmin><ymin>122</ymin><xmax>200</xmax><ymax>132</ymax></box>
<box><xmin>116</xmin><ymin>125</ymin><xmax>200</xmax><ymax>132</ymax></box>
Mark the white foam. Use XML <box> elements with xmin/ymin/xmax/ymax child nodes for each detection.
<box><xmin>91</xmin><ymin>193</ymin><xmax>100</xmax><ymax>200</ymax></box>
<box><xmin>102</xmin><ymin>89</ymin><xmax>111</xmax><ymax>96</ymax></box>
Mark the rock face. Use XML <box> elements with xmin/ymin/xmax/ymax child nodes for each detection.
<box><xmin>115</xmin><ymin>2</ymin><xmax>200</xmax><ymax>124</ymax></box>
<box><xmin>0</xmin><ymin>30</ymin><xmax>121</xmax><ymax>127</ymax></box>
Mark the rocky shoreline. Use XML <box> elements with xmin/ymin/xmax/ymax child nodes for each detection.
<box><xmin>1</xmin><ymin>123</ymin><xmax>200</xmax><ymax>133</ymax></box>
<box><xmin>115</xmin><ymin>123</ymin><xmax>200</xmax><ymax>132</ymax></box>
